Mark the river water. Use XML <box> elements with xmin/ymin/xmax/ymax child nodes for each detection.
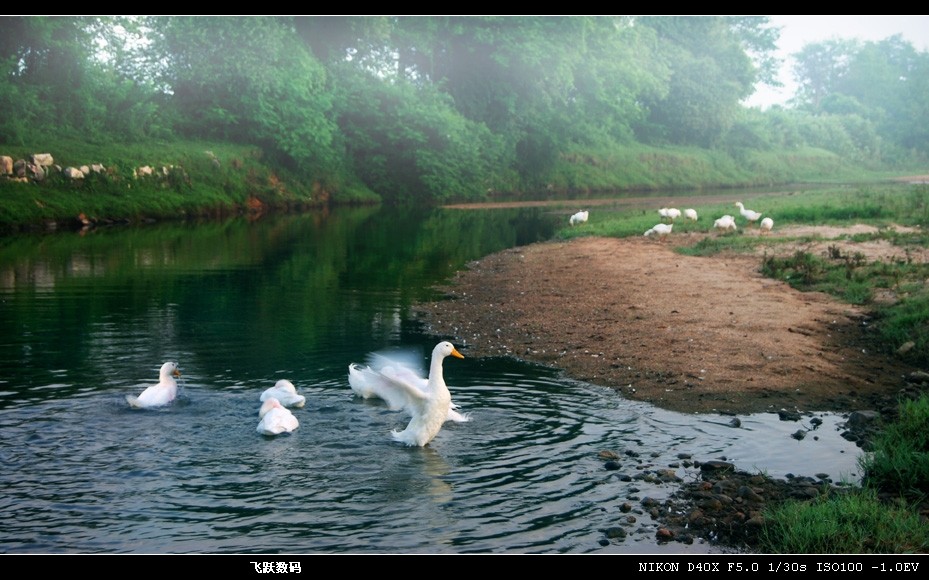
<box><xmin>0</xmin><ymin>203</ymin><xmax>865</xmax><ymax>554</ymax></box>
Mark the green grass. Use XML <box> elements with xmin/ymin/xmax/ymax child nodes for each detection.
<box><xmin>0</xmin><ymin>137</ymin><xmax>380</xmax><ymax>231</ymax></box>
<box><xmin>545</xmin><ymin>143</ymin><xmax>877</xmax><ymax>193</ymax></box>
<box><xmin>859</xmin><ymin>396</ymin><xmax>929</xmax><ymax>499</ymax></box>
<box><xmin>677</xmin><ymin>234</ymin><xmax>764</xmax><ymax>256</ymax></box>
<box><xmin>759</xmin><ymin>486</ymin><xmax>929</xmax><ymax>553</ymax></box>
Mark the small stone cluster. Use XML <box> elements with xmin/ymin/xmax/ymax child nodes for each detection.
<box><xmin>593</xmin><ymin>445</ymin><xmax>845</xmax><ymax>550</ymax></box>
<box><xmin>1</xmin><ymin>152</ymin><xmax>192</xmax><ymax>185</ymax></box>
<box><xmin>647</xmin><ymin>459</ymin><xmax>843</xmax><ymax>550</ymax></box>
<box><xmin>0</xmin><ymin>152</ymin><xmax>108</xmax><ymax>183</ymax></box>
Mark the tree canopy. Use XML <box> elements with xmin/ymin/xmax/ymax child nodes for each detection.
<box><xmin>1</xmin><ymin>16</ymin><xmax>926</xmax><ymax>203</ymax></box>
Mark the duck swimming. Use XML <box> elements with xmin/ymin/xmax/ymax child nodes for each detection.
<box><xmin>260</xmin><ymin>379</ymin><xmax>306</xmax><ymax>408</ymax></box>
<box><xmin>126</xmin><ymin>361</ymin><xmax>181</xmax><ymax>409</ymax></box>
<box><xmin>256</xmin><ymin>397</ymin><xmax>299</xmax><ymax>436</ymax></box>
<box><xmin>348</xmin><ymin>341</ymin><xmax>469</xmax><ymax>446</ymax></box>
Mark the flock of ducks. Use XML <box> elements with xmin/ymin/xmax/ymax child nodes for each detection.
<box><xmin>569</xmin><ymin>200</ymin><xmax>774</xmax><ymax>241</ymax></box>
<box><xmin>568</xmin><ymin>201</ymin><xmax>774</xmax><ymax>242</ymax></box>
<box><xmin>649</xmin><ymin>201</ymin><xmax>774</xmax><ymax>240</ymax></box>
<box><xmin>126</xmin><ymin>341</ymin><xmax>470</xmax><ymax>447</ymax></box>
<box><xmin>127</xmin><ymin>365</ymin><xmax>305</xmax><ymax>436</ymax></box>
<box><xmin>645</xmin><ymin>201</ymin><xmax>774</xmax><ymax>240</ymax></box>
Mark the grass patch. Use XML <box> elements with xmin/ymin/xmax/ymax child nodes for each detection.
<box><xmin>0</xmin><ymin>137</ymin><xmax>379</xmax><ymax>231</ymax></box>
<box><xmin>759</xmin><ymin>487</ymin><xmax>929</xmax><ymax>553</ymax></box>
<box><xmin>677</xmin><ymin>234</ymin><xmax>764</xmax><ymax>256</ymax></box>
<box><xmin>859</xmin><ymin>396</ymin><xmax>929</xmax><ymax>500</ymax></box>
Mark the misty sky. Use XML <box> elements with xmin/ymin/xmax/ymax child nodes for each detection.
<box><xmin>745</xmin><ymin>15</ymin><xmax>929</xmax><ymax>109</ymax></box>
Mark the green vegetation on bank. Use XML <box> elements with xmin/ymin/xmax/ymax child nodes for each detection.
<box><xmin>0</xmin><ymin>138</ymin><xmax>381</xmax><ymax>231</ymax></box>
<box><xmin>3</xmin><ymin>17</ymin><xmax>929</xmax><ymax>209</ymax></box>
<box><xmin>0</xmin><ymin>138</ymin><xmax>895</xmax><ymax>232</ymax></box>
<box><xmin>759</xmin><ymin>482</ymin><xmax>929</xmax><ymax>553</ymax></box>
<box><xmin>860</xmin><ymin>395</ymin><xmax>929</xmax><ymax>500</ymax></box>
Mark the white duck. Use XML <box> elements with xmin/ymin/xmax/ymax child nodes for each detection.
<box><xmin>760</xmin><ymin>217</ymin><xmax>774</xmax><ymax>234</ymax></box>
<box><xmin>735</xmin><ymin>202</ymin><xmax>763</xmax><ymax>226</ymax></box>
<box><xmin>644</xmin><ymin>222</ymin><xmax>673</xmax><ymax>242</ymax></box>
<box><xmin>658</xmin><ymin>207</ymin><xmax>681</xmax><ymax>222</ymax></box>
<box><xmin>569</xmin><ymin>210</ymin><xmax>589</xmax><ymax>226</ymax></box>
<box><xmin>256</xmin><ymin>397</ymin><xmax>299</xmax><ymax>436</ymax></box>
<box><xmin>713</xmin><ymin>215</ymin><xmax>737</xmax><ymax>232</ymax></box>
<box><xmin>684</xmin><ymin>208</ymin><xmax>698</xmax><ymax>222</ymax></box>
<box><xmin>126</xmin><ymin>361</ymin><xmax>181</xmax><ymax>409</ymax></box>
<box><xmin>260</xmin><ymin>379</ymin><xmax>306</xmax><ymax>408</ymax></box>
<box><xmin>348</xmin><ymin>341</ymin><xmax>468</xmax><ymax>447</ymax></box>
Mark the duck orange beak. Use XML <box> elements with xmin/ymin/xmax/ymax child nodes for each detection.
<box><xmin>451</xmin><ymin>347</ymin><xmax>465</xmax><ymax>359</ymax></box>
<box><xmin>173</xmin><ymin>368</ymin><xmax>181</xmax><ymax>378</ymax></box>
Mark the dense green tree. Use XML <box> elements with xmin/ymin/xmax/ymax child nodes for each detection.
<box><xmin>792</xmin><ymin>38</ymin><xmax>859</xmax><ymax>109</ymax></box>
<box><xmin>0</xmin><ymin>17</ymin><xmax>95</xmax><ymax>140</ymax></box>
<box><xmin>0</xmin><ymin>16</ymin><xmax>170</xmax><ymax>143</ymax></box>
<box><xmin>293</xmin><ymin>16</ymin><xmax>514</xmax><ymax>201</ymax></box>
<box><xmin>145</xmin><ymin>17</ymin><xmax>339</xmax><ymax>171</ymax></box>
<box><xmin>899</xmin><ymin>56</ymin><xmax>929</xmax><ymax>154</ymax></box>
<box><xmin>637</xmin><ymin>16</ymin><xmax>772</xmax><ymax>147</ymax></box>
<box><xmin>332</xmin><ymin>69</ymin><xmax>507</xmax><ymax>203</ymax></box>
<box><xmin>312</xmin><ymin>16</ymin><xmax>671</xmax><ymax>186</ymax></box>
<box><xmin>793</xmin><ymin>35</ymin><xmax>929</xmax><ymax>160</ymax></box>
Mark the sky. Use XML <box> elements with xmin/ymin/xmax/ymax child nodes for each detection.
<box><xmin>744</xmin><ymin>15</ymin><xmax>929</xmax><ymax>109</ymax></box>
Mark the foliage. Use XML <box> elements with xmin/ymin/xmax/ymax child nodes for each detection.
<box><xmin>332</xmin><ymin>70</ymin><xmax>509</xmax><ymax>203</ymax></box>
<box><xmin>637</xmin><ymin>17</ymin><xmax>765</xmax><ymax>147</ymax></box>
<box><xmin>2</xmin><ymin>16</ymin><xmax>928</xmax><ymax>205</ymax></box>
<box><xmin>145</xmin><ymin>17</ymin><xmax>339</xmax><ymax>173</ymax></box>
<box><xmin>792</xmin><ymin>35</ymin><xmax>929</xmax><ymax>160</ymax></box>
<box><xmin>382</xmin><ymin>16</ymin><xmax>672</xmax><ymax>187</ymax></box>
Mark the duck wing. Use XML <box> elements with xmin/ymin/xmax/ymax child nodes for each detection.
<box><xmin>349</xmin><ymin>361</ymin><xmax>426</xmax><ymax>412</ymax></box>
<box><xmin>377</xmin><ymin>363</ymin><xmax>431</xmax><ymax>408</ymax></box>
<box><xmin>349</xmin><ymin>347</ymin><xmax>432</xmax><ymax>408</ymax></box>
